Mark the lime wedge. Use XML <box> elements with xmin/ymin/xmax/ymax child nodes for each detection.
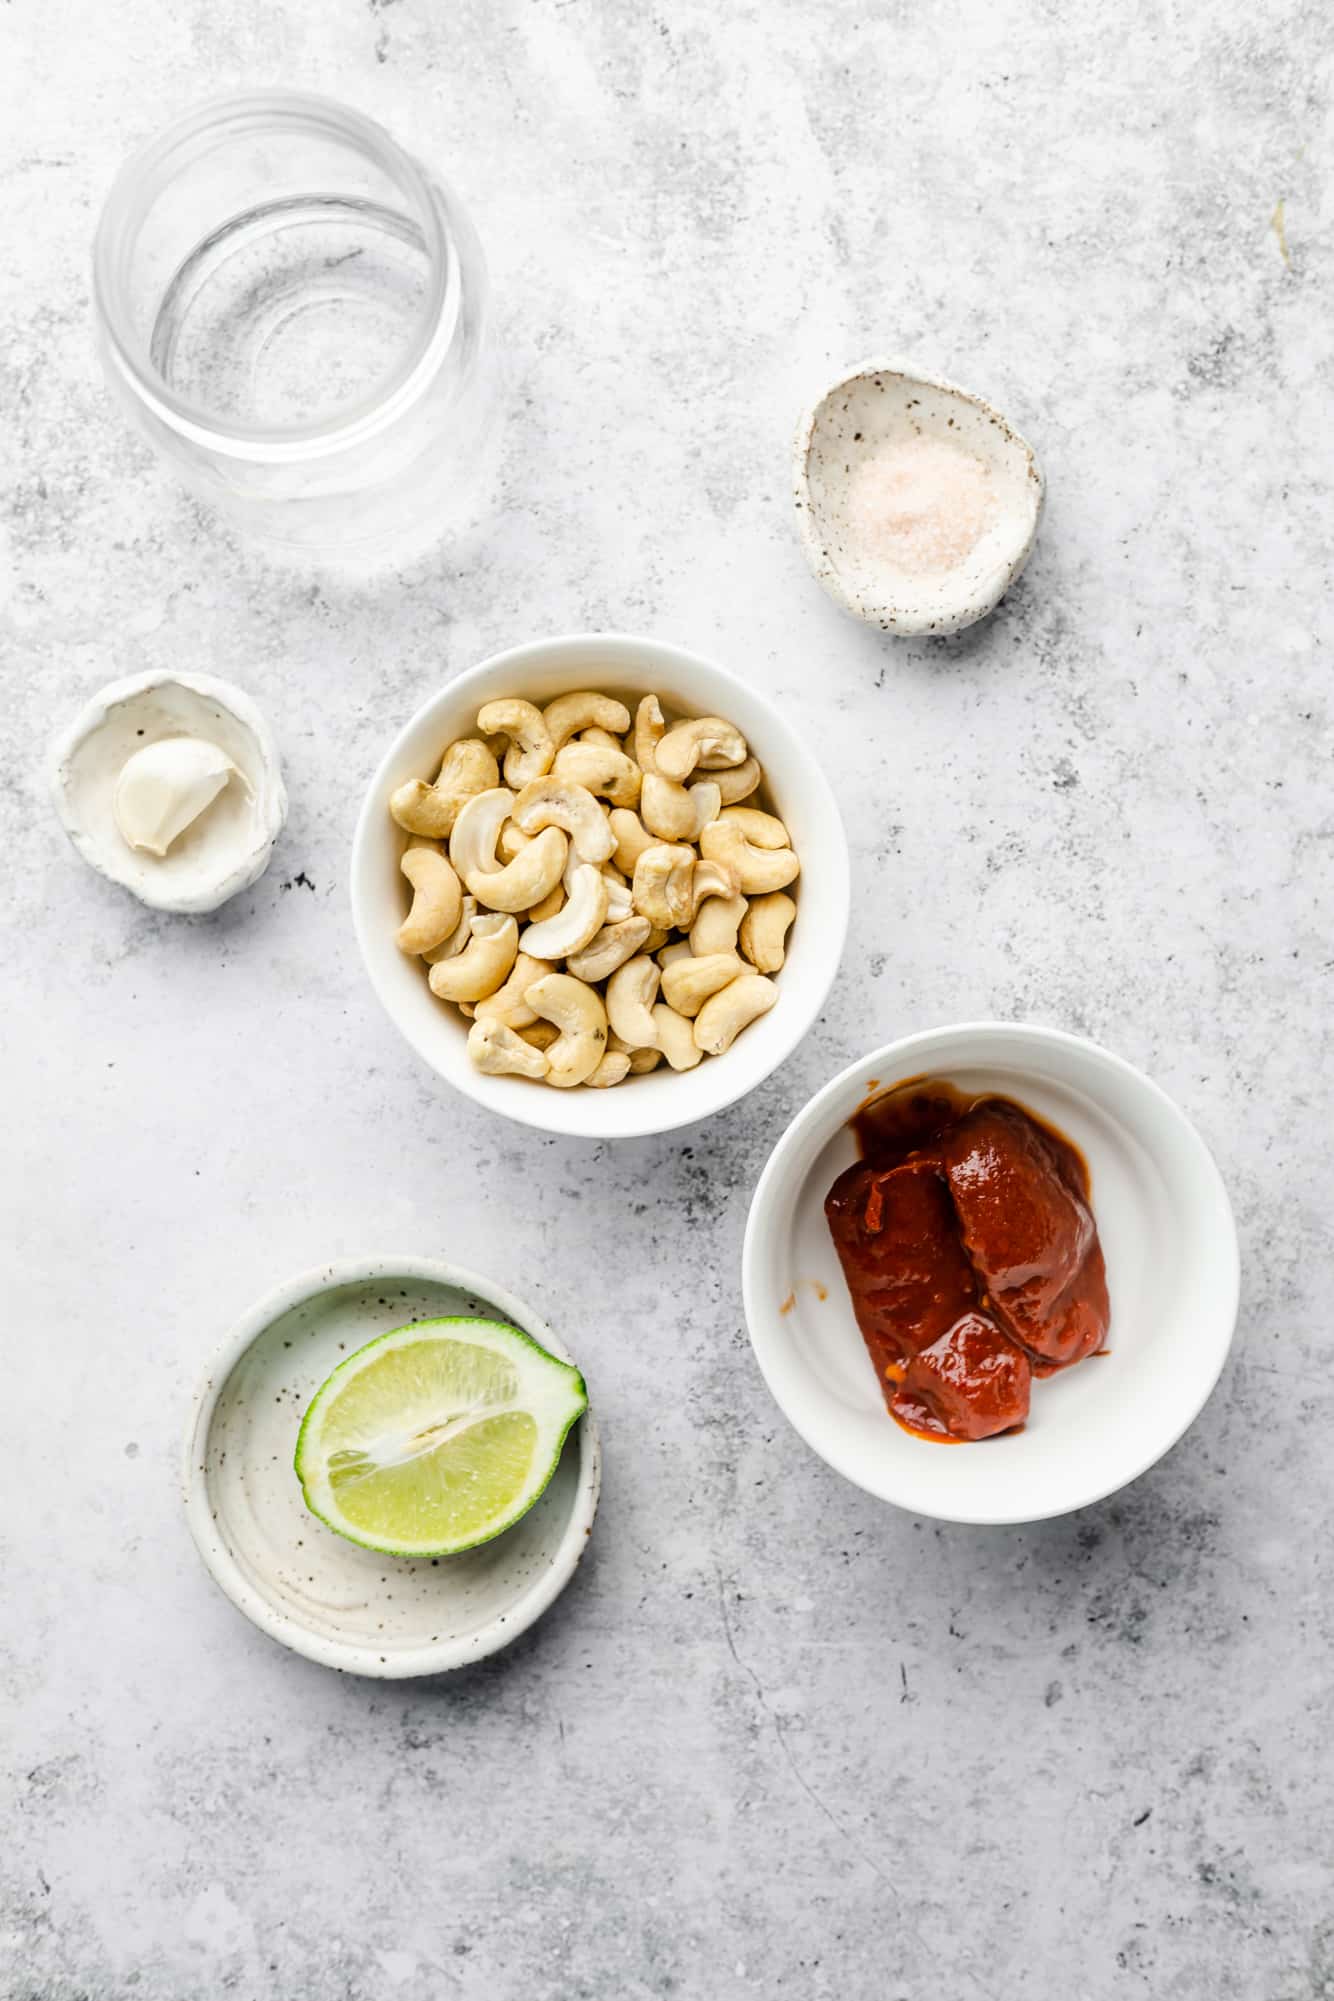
<box><xmin>293</xmin><ymin>1318</ymin><xmax>587</xmax><ymax>1557</ymax></box>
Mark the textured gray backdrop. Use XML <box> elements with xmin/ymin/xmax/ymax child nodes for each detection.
<box><xmin>3</xmin><ymin>1</ymin><xmax>1331</xmax><ymax>1996</ymax></box>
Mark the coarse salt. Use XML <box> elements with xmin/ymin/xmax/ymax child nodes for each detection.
<box><xmin>845</xmin><ymin>433</ymin><xmax>995</xmax><ymax>576</ymax></box>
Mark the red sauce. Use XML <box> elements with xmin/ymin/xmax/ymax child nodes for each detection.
<box><xmin>825</xmin><ymin>1078</ymin><xmax>1110</xmax><ymax>1442</ymax></box>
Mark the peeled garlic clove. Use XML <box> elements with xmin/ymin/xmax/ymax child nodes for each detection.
<box><xmin>113</xmin><ymin>737</ymin><xmax>240</xmax><ymax>858</ymax></box>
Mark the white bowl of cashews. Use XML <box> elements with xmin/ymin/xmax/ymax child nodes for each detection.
<box><xmin>351</xmin><ymin>633</ymin><xmax>851</xmax><ymax>1138</ymax></box>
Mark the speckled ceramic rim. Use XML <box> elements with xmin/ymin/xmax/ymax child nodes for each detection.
<box><xmin>46</xmin><ymin>668</ymin><xmax>288</xmax><ymax>914</ymax></box>
<box><xmin>742</xmin><ymin>1022</ymin><xmax>1240</xmax><ymax>1525</ymax></box>
<box><xmin>183</xmin><ymin>1255</ymin><xmax>602</xmax><ymax>1677</ymax></box>
<box><xmin>791</xmin><ymin>356</ymin><xmax>1044</xmax><ymax>637</ymax></box>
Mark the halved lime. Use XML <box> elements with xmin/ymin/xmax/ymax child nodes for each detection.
<box><xmin>293</xmin><ymin>1318</ymin><xmax>587</xmax><ymax>1557</ymax></box>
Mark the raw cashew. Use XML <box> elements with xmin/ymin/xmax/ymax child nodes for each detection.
<box><xmin>699</xmin><ymin>819</ymin><xmax>799</xmax><ymax>895</ymax></box>
<box><xmin>552</xmin><ymin>742</ymin><xmax>642</xmax><ymax>809</ymax></box>
<box><xmin>602</xmin><ymin>870</ymin><xmax>634</xmax><ymax>922</ymax></box>
<box><xmin>606</xmin><ymin>955</ymin><xmax>661</xmax><ymax>1049</ymax></box>
<box><xmin>654</xmin><ymin>716</ymin><xmax>747</xmax><ymax>782</ymax></box>
<box><xmin>713</xmin><ymin>756</ymin><xmax>762</xmax><ymax>806</ymax></box>
<box><xmin>580</xmin><ymin>727</ymin><xmax>623</xmax><ymax>752</ymax></box>
<box><xmin>498</xmin><ymin>822</ymin><xmax>532</xmax><ymax>863</ymax></box>
<box><xmin>657</xmin><ymin>941</ymin><xmax>693</xmax><ymax>967</ymax></box>
<box><xmin>390</xmin><ymin>738</ymin><xmax>499</xmax><ymax>838</ymax></box>
<box><xmin>470</xmin><ymin>827</ymin><xmax>569</xmax><ymax>914</ymax></box>
<box><xmin>689</xmin><ymin>890</ymin><xmax>746</xmax><ymax>957</ymax></box>
<box><xmin>642</xmin><ymin>925</ymin><xmax>672</xmax><ymax>953</ymax></box>
<box><xmin>476</xmin><ymin>699</ymin><xmax>556</xmax><ymax>788</ymax></box>
<box><xmin>526</xmin><ymin>973</ymin><xmax>609</xmax><ymax>1088</ymax></box>
<box><xmin>423</xmin><ymin>892</ymin><xmax>478</xmax><ymax>964</ymax></box>
<box><xmin>567</xmin><ymin>916</ymin><xmax>651</xmax><ymax>983</ymax></box>
<box><xmin>683</xmin><ymin>857</ymin><xmax>740</xmax><ymax>923</ymax></box>
<box><xmin>640</xmin><ymin>773</ymin><xmax>721</xmax><ymax>843</ymax></box>
<box><xmin>627</xmin><ymin>1046</ymin><xmax>662</xmax><ymax>1074</ymax></box>
<box><xmin>587</xmin><ymin>1050</ymin><xmax>631</xmax><ymax>1088</ymax></box>
<box><xmin>661</xmin><ymin>951</ymin><xmax>746</xmax><ymax>1019</ymax></box>
<box><xmin>513</xmin><ymin>777</ymin><xmax>616</xmax><ymax>864</ymax></box>
<box><xmin>449</xmin><ymin>787</ymin><xmax>516</xmax><ymax>880</ymax></box>
<box><xmin>632</xmin><ymin>844</ymin><xmax>697</xmax><ymax>929</ymax></box>
<box><xmin>610</xmin><ymin>808</ymin><xmax>656</xmax><ymax>875</ymax></box>
<box><xmin>719</xmin><ymin>805</ymin><xmax>790</xmax><ymax>849</ymax></box>
<box><xmin>527</xmin><ymin>882</ymin><xmax>565</xmax><ymax>925</ymax></box>
<box><xmin>739</xmin><ymin>892</ymin><xmax>796</xmax><ymax>973</ymax></box>
<box><xmin>633</xmin><ymin>695</ymin><xmax>665</xmax><ymax>774</ymax></box>
<box><xmin>541</xmin><ymin>691</ymin><xmax>631</xmax><ymax>753</ymax></box>
<box><xmin>522</xmin><ymin>864</ymin><xmax>608</xmax><ymax>959</ymax></box>
<box><xmin>693</xmin><ymin>973</ymin><xmax>777</xmax><ymax>1055</ymax></box>
<box><xmin>474</xmin><ymin>953</ymin><xmax>547</xmax><ymax>1029</ymax></box>
<box><xmin>397</xmin><ymin>845</ymin><xmax>464</xmax><ymax>955</ymax></box>
<box><xmin>651</xmin><ymin>1003</ymin><xmax>703</xmax><ymax>1071</ymax></box>
<box><xmin>518</xmin><ymin>1020</ymin><xmax>560</xmax><ymax>1051</ymax></box>
<box><xmin>467</xmin><ymin>1018</ymin><xmax>549</xmax><ymax>1080</ymax></box>
<box><xmin>427</xmin><ymin>914</ymin><xmax>519</xmax><ymax>1003</ymax></box>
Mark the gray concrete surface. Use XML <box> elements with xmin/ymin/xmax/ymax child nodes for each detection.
<box><xmin>2</xmin><ymin>2</ymin><xmax>1331</xmax><ymax>1996</ymax></box>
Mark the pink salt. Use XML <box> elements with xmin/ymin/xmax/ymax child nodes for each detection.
<box><xmin>845</xmin><ymin>433</ymin><xmax>995</xmax><ymax>576</ymax></box>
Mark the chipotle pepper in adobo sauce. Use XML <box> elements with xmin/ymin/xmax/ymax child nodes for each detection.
<box><xmin>825</xmin><ymin>1079</ymin><xmax>1110</xmax><ymax>1443</ymax></box>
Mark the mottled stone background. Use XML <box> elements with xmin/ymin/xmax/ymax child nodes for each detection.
<box><xmin>2</xmin><ymin>1</ymin><xmax>1331</xmax><ymax>1996</ymax></box>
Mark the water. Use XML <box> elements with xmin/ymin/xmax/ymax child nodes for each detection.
<box><xmin>150</xmin><ymin>196</ymin><xmax>432</xmax><ymax>428</ymax></box>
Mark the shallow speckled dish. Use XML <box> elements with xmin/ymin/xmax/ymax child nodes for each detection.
<box><xmin>184</xmin><ymin>1257</ymin><xmax>600</xmax><ymax>1677</ymax></box>
<box><xmin>793</xmin><ymin>360</ymin><xmax>1043</xmax><ymax>636</ymax></box>
<box><xmin>744</xmin><ymin>1024</ymin><xmax>1239</xmax><ymax>1524</ymax></box>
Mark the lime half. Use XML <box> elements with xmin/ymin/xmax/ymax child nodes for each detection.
<box><xmin>293</xmin><ymin>1318</ymin><xmax>588</xmax><ymax>1558</ymax></box>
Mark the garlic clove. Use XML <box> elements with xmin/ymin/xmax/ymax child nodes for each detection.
<box><xmin>114</xmin><ymin>736</ymin><xmax>241</xmax><ymax>858</ymax></box>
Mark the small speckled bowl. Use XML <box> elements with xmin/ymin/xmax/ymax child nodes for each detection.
<box><xmin>184</xmin><ymin>1257</ymin><xmax>600</xmax><ymax>1676</ymax></box>
<box><xmin>793</xmin><ymin>359</ymin><xmax>1043</xmax><ymax>637</ymax></box>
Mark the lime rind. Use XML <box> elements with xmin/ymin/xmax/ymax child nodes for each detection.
<box><xmin>293</xmin><ymin>1317</ymin><xmax>588</xmax><ymax>1559</ymax></box>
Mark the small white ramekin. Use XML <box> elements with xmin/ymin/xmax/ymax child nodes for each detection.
<box><xmin>351</xmin><ymin>632</ymin><xmax>850</xmax><ymax>1138</ymax></box>
<box><xmin>743</xmin><ymin>1024</ymin><xmax>1239</xmax><ymax>1526</ymax></box>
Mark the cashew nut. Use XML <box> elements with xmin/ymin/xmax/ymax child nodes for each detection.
<box><xmin>693</xmin><ymin>973</ymin><xmax>777</xmax><ymax>1055</ymax></box>
<box><xmin>640</xmin><ymin>773</ymin><xmax>722</xmax><ymax>843</ymax></box>
<box><xmin>719</xmin><ymin>805</ymin><xmax>790</xmax><ymax>849</ymax></box>
<box><xmin>427</xmin><ymin>913</ymin><xmax>519</xmax><ymax>1003</ymax></box>
<box><xmin>467</xmin><ymin>1018</ymin><xmax>549</xmax><ymax>1080</ymax></box>
<box><xmin>609</xmin><ymin>808</ymin><xmax>656</xmax><ymax>875</ymax></box>
<box><xmin>661</xmin><ymin>951</ymin><xmax>746</xmax><ymax>1019</ymax></box>
<box><xmin>739</xmin><ymin>891</ymin><xmax>796</xmax><ymax>973</ymax></box>
<box><xmin>469</xmin><ymin>826</ymin><xmax>569</xmax><ymax>914</ymax></box>
<box><xmin>518</xmin><ymin>1020</ymin><xmax>560</xmax><ymax>1051</ymax></box>
<box><xmin>602</xmin><ymin>869</ymin><xmax>634</xmax><ymax>922</ymax></box>
<box><xmin>689</xmin><ymin>890</ymin><xmax>747</xmax><ymax>957</ymax></box>
<box><xmin>449</xmin><ymin>787</ymin><xmax>516</xmax><ymax>880</ymax></box>
<box><xmin>390</xmin><ymin>739</ymin><xmax>499</xmax><ymax>838</ymax></box>
<box><xmin>567</xmin><ymin>916</ymin><xmax>651</xmax><ymax>983</ymax></box>
<box><xmin>633</xmin><ymin>694</ymin><xmax>665</xmax><ymax>774</ymax></box>
<box><xmin>654</xmin><ymin>716</ymin><xmax>747</xmax><ymax>782</ymax></box>
<box><xmin>606</xmin><ymin>955</ymin><xmax>661</xmax><ymax>1049</ymax></box>
<box><xmin>580</xmin><ymin>727</ymin><xmax>623</xmax><ymax>752</ymax></box>
<box><xmin>632</xmin><ymin>844</ymin><xmax>697</xmax><ymax>929</ymax></box>
<box><xmin>551</xmin><ymin>742</ymin><xmax>643</xmax><ymax>809</ymax></box>
<box><xmin>474</xmin><ymin>952</ymin><xmax>547</xmax><ymax>1029</ymax></box>
<box><xmin>586</xmin><ymin>1050</ymin><xmax>631</xmax><ymax>1088</ymax></box>
<box><xmin>497</xmin><ymin>821</ymin><xmax>532</xmax><ymax>863</ymax></box>
<box><xmin>476</xmin><ymin>699</ymin><xmax>556</xmax><ymax>788</ymax></box>
<box><xmin>713</xmin><ymin>756</ymin><xmax>762</xmax><ymax>806</ymax></box>
<box><xmin>526</xmin><ymin>972</ymin><xmax>609</xmax><ymax>1088</ymax></box>
<box><xmin>527</xmin><ymin>881</ymin><xmax>565</xmax><ymax>925</ymax></box>
<box><xmin>512</xmin><ymin>776</ymin><xmax>616</xmax><ymax>865</ymax></box>
<box><xmin>522</xmin><ymin>863</ymin><xmax>608</xmax><ymax>960</ymax></box>
<box><xmin>397</xmin><ymin>844</ymin><xmax>464</xmax><ymax>955</ymax></box>
<box><xmin>699</xmin><ymin>819</ymin><xmax>799</xmax><ymax>895</ymax></box>
<box><xmin>651</xmin><ymin>1002</ymin><xmax>703</xmax><ymax>1071</ymax></box>
<box><xmin>642</xmin><ymin>925</ymin><xmax>672</xmax><ymax>953</ymax></box>
<box><xmin>657</xmin><ymin>940</ymin><xmax>693</xmax><ymax>967</ymax></box>
<box><xmin>541</xmin><ymin>691</ymin><xmax>631</xmax><ymax>754</ymax></box>
<box><xmin>423</xmin><ymin>892</ymin><xmax>478</xmax><ymax>964</ymax></box>
<box><xmin>683</xmin><ymin>856</ymin><xmax>740</xmax><ymax>923</ymax></box>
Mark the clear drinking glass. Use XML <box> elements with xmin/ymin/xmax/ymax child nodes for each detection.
<box><xmin>92</xmin><ymin>92</ymin><xmax>496</xmax><ymax>564</ymax></box>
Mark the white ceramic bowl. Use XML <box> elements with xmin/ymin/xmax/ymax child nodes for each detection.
<box><xmin>743</xmin><ymin>1024</ymin><xmax>1239</xmax><ymax>1525</ymax></box>
<box><xmin>351</xmin><ymin>633</ymin><xmax>850</xmax><ymax>1138</ymax></box>
<box><xmin>793</xmin><ymin>359</ymin><xmax>1043</xmax><ymax>637</ymax></box>
<box><xmin>184</xmin><ymin>1256</ymin><xmax>600</xmax><ymax>1677</ymax></box>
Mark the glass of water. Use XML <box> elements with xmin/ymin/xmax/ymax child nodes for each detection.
<box><xmin>93</xmin><ymin>92</ymin><xmax>495</xmax><ymax>564</ymax></box>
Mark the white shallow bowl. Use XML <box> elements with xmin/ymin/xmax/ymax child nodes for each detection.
<box><xmin>352</xmin><ymin>632</ymin><xmax>850</xmax><ymax>1139</ymax></box>
<box><xmin>49</xmin><ymin>670</ymin><xmax>287</xmax><ymax>913</ymax></box>
<box><xmin>184</xmin><ymin>1257</ymin><xmax>601</xmax><ymax>1677</ymax></box>
<box><xmin>794</xmin><ymin>359</ymin><xmax>1043</xmax><ymax>637</ymax></box>
<box><xmin>743</xmin><ymin>1024</ymin><xmax>1239</xmax><ymax>1525</ymax></box>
